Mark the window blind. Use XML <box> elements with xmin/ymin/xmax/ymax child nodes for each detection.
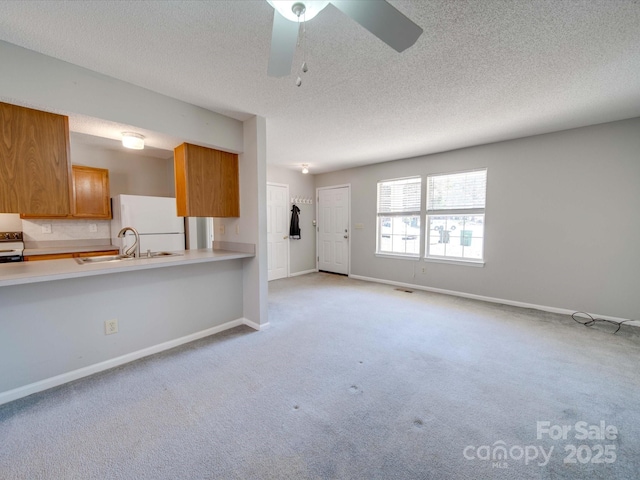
<box><xmin>427</xmin><ymin>169</ymin><xmax>487</xmax><ymax>211</ymax></box>
<box><xmin>377</xmin><ymin>177</ymin><xmax>422</xmax><ymax>214</ymax></box>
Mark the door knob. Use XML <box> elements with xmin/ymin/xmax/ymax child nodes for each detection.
<box><xmin>344</xmin><ymin>235</ymin><xmax>349</xmax><ymax>239</ymax></box>
<box><xmin>283</xmin><ymin>236</ymin><xmax>289</xmax><ymax>239</ymax></box>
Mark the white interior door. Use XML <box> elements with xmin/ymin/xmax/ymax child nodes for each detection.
<box><xmin>317</xmin><ymin>186</ymin><xmax>350</xmax><ymax>275</ymax></box>
<box><xmin>267</xmin><ymin>183</ymin><xmax>289</xmax><ymax>281</ymax></box>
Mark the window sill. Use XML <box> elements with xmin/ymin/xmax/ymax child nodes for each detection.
<box><xmin>375</xmin><ymin>252</ymin><xmax>420</xmax><ymax>261</ymax></box>
<box><xmin>424</xmin><ymin>257</ymin><xmax>485</xmax><ymax>267</ymax></box>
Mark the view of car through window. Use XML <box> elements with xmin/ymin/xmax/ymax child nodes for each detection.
<box><xmin>377</xmin><ymin>169</ymin><xmax>486</xmax><ymax>260</ymax></box>
<box><xmin>427</xmin><ymin>215</ymin><xmax>484</xmax><ymax>260</ymax></box>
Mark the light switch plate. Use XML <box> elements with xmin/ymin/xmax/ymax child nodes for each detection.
<box><xmin>89</xmin><ymin>223</ymin><xmax>98</xmax><ymax>233</ymax></box>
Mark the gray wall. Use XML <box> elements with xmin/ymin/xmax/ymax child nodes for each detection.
<box><xmin>0</xmin><ymin>261</ymin><xmax>244</xmax><ymax>394</ymax></box>
<box><xmin>70</xmin><ymin>133</ymin><xmax>175</xmax><ymax>198</ymax></box>
<box><xmin>267</xmin><ymin>165</ymin><xmax>317</xmax><ymax>274</ymax></box>
<box><xmin>215</xmin><ymin>116</ymin><xmax>269</xmax><ymax>327</ymax></box>
<box><xmin>0</xmin><ymin>40</ymin><xmax>242</xmax><ymax>153</ymax></box>
<box><xmin>315</xmin><ymin>118</ymin><xmax>640</xmax><ymax>320</ymax></box>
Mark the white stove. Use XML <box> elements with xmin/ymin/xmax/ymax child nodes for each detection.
<box><xmin>0</xmin><ymin>231</ymin><xmax>24</xmax><ymax>263</ymax></box>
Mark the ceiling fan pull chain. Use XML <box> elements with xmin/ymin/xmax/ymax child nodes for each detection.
<box><xmin>302</xmin><ymin>10</ymin><xmax>308</xmax><ymax>73</ymax></box>
<box><xmin>295</xmin><ymin>7</ymin><xmax>305</xmax><ymax>86</ymax></box>
<box><xmin>297</xmin><ymin>9</ymin><xmax>308</xmax><ymax>85</ymax></box>
<box><xmin>290</xmin><ymin>2</ymin><xmax>309</xmax><ymax>87</ymax></box>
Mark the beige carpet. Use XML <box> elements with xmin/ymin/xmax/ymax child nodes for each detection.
<box><xmin>1</xmin><ymin>272</ymin><xmax>639</xmax><ymax>479</ymax></box>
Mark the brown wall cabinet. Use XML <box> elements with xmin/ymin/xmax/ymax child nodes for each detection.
<box><xmin>21</xmin><ymin>165</ymin><xmax>111</xmax><ymax>219</ymax></box>
<box><xmin>71</xmin><ymin>165</ymin><xmax>111</xmax><ymax>219</ymax></box>
<box><xmin>0</xmin><ymin>102</ymin><xmax>72</xmax><ymax>215</ymax></box>
<box><xmin>23</xmin><ymin>249</ymin><xmax>119</xmax><ymax>262</ymax></box>
<box><xmin>174</xmin><ymin>143</ymin><xmax>239</xmax><ymax>217</ymax></box>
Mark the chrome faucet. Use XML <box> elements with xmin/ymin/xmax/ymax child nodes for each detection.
<box><xmin>117</xmin><ymin>227</ymin><xmax>140</xmax><ymax>258</ymax></box>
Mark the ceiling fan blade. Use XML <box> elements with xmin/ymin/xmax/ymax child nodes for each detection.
<box><xmin>268</xmin><ymin>10</ymin><xmax>300</xmax><ymax>77</ymax></box>
<box><xmin>330</xmin><ymin>0</ymin><xmax>423</xmax><ymax>52</ymax></box>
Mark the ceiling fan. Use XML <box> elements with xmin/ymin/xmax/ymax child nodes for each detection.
<box><xmin>266</xmin><ymin>0</ymin><xmax>423</xmax><ymax>77</ymax></box>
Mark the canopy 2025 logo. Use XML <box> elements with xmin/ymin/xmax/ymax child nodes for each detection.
<box><xmin>463</xmin><ymin>420</ymin><xmax>619</xmax><ymax>469</ymax></box>
<box><xmin>537</xmin><ymin>421</ymin><xmax>618</xmax><ymax>465</ymax></box>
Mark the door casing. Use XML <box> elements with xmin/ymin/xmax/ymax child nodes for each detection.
<box><xmin>267</xmin><ymin>182</ymin><xmax>290</xmax><ymax>281</ymax></box>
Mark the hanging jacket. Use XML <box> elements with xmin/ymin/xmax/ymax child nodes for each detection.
<box><xmin>290</xmin><ymin>204</ymin><xmax>301</xmax><ymax>239</ymax></box>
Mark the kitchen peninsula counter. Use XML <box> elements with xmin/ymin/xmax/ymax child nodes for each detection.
<box><xmin>0</xmin><ymin>241</ymin><xmax>257</xmax><ymax>404</ymax></box>
<box><xmin>0</xmin><ymin>243</ymin><xmax>255</xmax><ymax>288</ymax></box>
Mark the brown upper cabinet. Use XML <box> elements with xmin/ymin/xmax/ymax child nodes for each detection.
<box><xmin>71</xmin><ymin>165</ymin><xmax>111</xmax><ymax>218</ymax></box>
<box><xmin>174</xmin><ymin>143</ymin><xmax>239</xmax><ymax>217</ymax></box>
<box><xmin>0</xmin><ymin>102</ymin><xmax>72</xmax><ymax>215</ymax></box>
<box><xmin>20</xmin><ymin>165</ymin><xmax>112</xmax><ymax>219</ymax></box>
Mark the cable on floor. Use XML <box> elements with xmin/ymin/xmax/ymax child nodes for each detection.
<box><xmin>571</xmin><ymin>311</ymin><xmax>634</xmax><ymax>334</ymax></box>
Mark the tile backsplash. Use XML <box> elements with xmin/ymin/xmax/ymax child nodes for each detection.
<box><xmin>0</xmin><ymin>213</ymin><xmax>23</xmax><ymax>231</ymax></box>
<box><xmin>22</xmin><ymin>219</ymin><xmax>111</xmax><ymax>242</ymax></box>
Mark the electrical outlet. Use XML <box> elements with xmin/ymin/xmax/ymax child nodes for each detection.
<box><xmin>421</xmin><ymin>267</ymin><xmax>426</xmax><ymax>274</ymax></box>
<box><xmin>220</xmin><ymin>224</ymin><xmax>225</xmax><ymax>235</ymax></box>
<box><xmin>235</xmin><ymin>224</ymin><xmax>240</xmax><ymax>235</ymax></box>
<box><xmin>105</xmin><ymin>319</ymin><xmax>118</xmax><ymax>335</ymax></box>
<box><xmin>41</xmin><ymin>224</ymin><xmax>52</xmax><ymax>234</ymax></box>
<box><xmin>89</xmin><ymin>223</ymin><xmax>98</xmax><ymax>233</ymax></box>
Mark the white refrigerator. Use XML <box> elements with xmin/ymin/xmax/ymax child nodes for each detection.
<box><xmin>111</xmin><ymin>195</ymin><xmax>185</xmax><ymax>254</ymax></box>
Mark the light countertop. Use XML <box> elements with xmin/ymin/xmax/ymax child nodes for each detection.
<box><xmin>0</xmin><ymin>245</ymin><xmax>254</xmax><ymax>288</ymax></box>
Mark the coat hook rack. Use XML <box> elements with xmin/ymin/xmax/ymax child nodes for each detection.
<box><xmin>291</xmin><ymin>196</ymin><xmax>313</xmax><ymax>205</ymax></box>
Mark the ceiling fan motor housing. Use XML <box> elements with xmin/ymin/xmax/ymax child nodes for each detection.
<box><xmin>292</xmin><ymin>2</ymin><xmax>306</xmax><ymax>17</ymax></box>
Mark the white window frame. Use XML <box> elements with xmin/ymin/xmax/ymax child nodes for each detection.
<box><xmin>376</xmin><ymin>176</ymin><xmax>422</xmax><ymax>257</ymax></box>
<box><xmin>425</xmin><ymin>168</ymin><xmax>487</xmax><ymax>264</ymax></box>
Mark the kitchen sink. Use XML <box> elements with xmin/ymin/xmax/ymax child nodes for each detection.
<box><xmin>148</xmin><ymin>251</ymin><xmax>183</xmax><ymax>258</ymax></box>
<box><xmin>75</xmin><ymin>255</ymin><xmax>132</xmax><ymax>265</ymax></box>
<box><xmin>75</xmin><ymin>252</ymin><xmax>183</xmax><ymax>265</ymax></box>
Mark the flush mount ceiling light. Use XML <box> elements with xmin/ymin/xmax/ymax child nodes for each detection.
<box><xmin>302</xmin><ymin>164</ymin><xmax>309</xmax><ymax>174</ymax></box>
<box><xmin>121</xmin><ymin>132</ymin><xmax>145</xmax><ymax>150</ymax></box>
<box><xmin>266</xmin><ymin>0</ymin><xmax>423</xmax><ymax>78</ymax></box>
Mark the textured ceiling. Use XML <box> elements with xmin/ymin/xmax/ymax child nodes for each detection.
<box><xmin>1</xmin><ymin>0</ymin><xmax>639</xmax><ymax>173</ymax></box>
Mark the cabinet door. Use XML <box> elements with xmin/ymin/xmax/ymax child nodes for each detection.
<box><xmin>0</xmin><ymin>102</ymin><xmax>72</xmax><ymax>215</ymax></box>
<box><xmin>174</xmin><ymin>143</ymin><xmax>239</xmax><ymax>217</ymax></box>
<box><xmin>24</xmin><ymin>250</ymin><xmax>119</xmax><ymax>261</ymax></box>
<box><xmin>72</xmin><ymin>166</ymin><xmax>111</xmax><ymax>218</ymax></box>
<box><xmin>23</xmin><ymin>253</ymin><xmax>74</xmax><ymax>261</ymax></box>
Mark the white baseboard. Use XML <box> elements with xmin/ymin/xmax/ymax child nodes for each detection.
<box><xmin>242</xmin><ymin>318</ymin><xmax>270</xmax><ymax>331</ymax></box>
<box><xmin>348</xmin><ymin>274</ymin><xmax>635</xmax><ymax>325</ymax></box>
<box><xmin>289</xmin><ymin>269</ymin><xmax>318</xmax><ymax>277</ymax></box>
<box><xmin>0</xmin><ymin>318</ymin><xmax>248</xmax><ymax>406</ymax></box>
